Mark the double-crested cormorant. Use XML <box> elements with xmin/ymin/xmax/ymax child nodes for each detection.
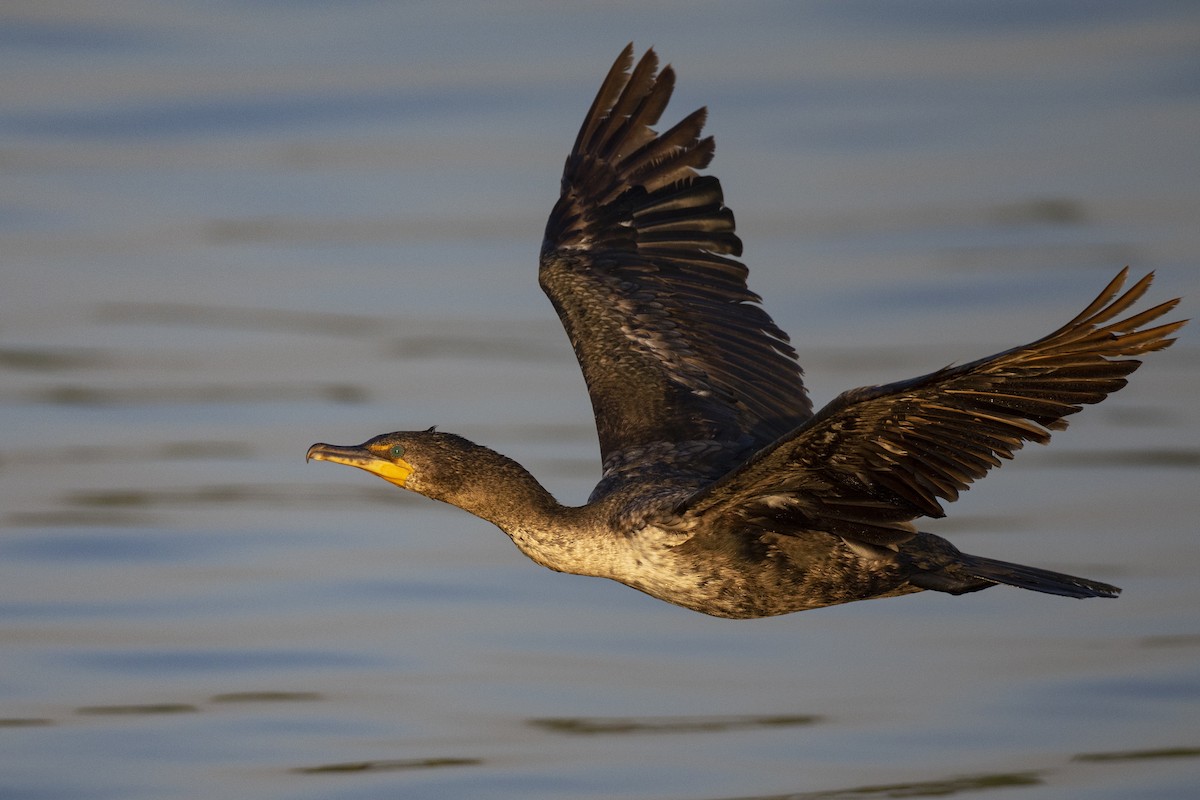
<box><xmin>307</xmin><ymin>45</ymin><xmax>1184</xmax><ymax>619</ymax></box>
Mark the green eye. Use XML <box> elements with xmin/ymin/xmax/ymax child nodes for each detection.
<box><xmin>390</xmin><ymin>444</ymin><xmax>406</xmax><ymax>459</ymax></box>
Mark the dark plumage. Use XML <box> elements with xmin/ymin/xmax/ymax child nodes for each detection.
<box><xmin>307</xmin><ymin>45</ymin><xmax>1185</xmax><ymax>618</ymax></box>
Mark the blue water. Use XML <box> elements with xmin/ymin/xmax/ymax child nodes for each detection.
<box><xmin>2</xmin><ymin>3</ymin><xmax>1198</xmax><ymax>798</ymax></box>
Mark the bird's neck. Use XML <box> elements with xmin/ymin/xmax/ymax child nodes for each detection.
<box><xmin>429</xmin><ymin>446</ymin><xmax>611</xmax><ymax>577</ymax></box>
<box><xmin>436</xmin><ymin>448</ymin><xmax>633</xmax><ymax>578</ymax></box>
<box><xmin>445</xmin><ymin>454</ymin><xmax>564</xmax><ymax>532</ymax></box>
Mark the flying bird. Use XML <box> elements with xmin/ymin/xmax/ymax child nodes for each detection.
<box><xmin>307</xmin><ymin>45</ymin><xmax>1184</xmax><ymax>619</ymax></box>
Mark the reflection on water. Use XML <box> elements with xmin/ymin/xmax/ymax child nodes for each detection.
<box><xmin>97</xmin><ymin>301</ymin><xmax>385</xmax><ymax>337</ymax></box>
<box><xmin>2</xmin><ymin>3</ymin><xmax>1199</xmax><ymax>800</ymax></box>
<box><xmin>76</xmin><ymin>703</ymin><xmax>199</xmax><ymax>715</ymax></box>
<box><xmin>0</xmin><ymin>347</ymin><xmax>110</xmax><ymax>370</ymax></box>
<box><xmin>294</xmin><ymin>757</ymin><xmax>483</xmax><ymax>774</ymax></box>
<box><xmin>730</xmin><ymin>772</ymin><xmax>1043</xmax><ymax>800</ymax></box>
<box><xmin>529</xmin><ymin>714</ymin><xmax>821</xmax><ymax>735</ymax></box>
<box><xmin>1073</xmin><ymin>747</ymin><xmax>1200</xmax><ymax>763</ymax></box>
<box><xmin>0</xmin><ymin>718</ymin><xmax>54</xmax><ymax>728</ymax></box>
<box><xmin>210</xmin><ymin>691</ymin><xmax>323</xmax><ymax>704</ymax></box>
<box><xmin>25</xmin><ymin>381</ymin><xmax>367</xmax><ymax>406</ymax></box>
<box><xmin>1036</xmin><ymin>448</ymin><xmax>1200</xmax><ymax>468</ymax></box>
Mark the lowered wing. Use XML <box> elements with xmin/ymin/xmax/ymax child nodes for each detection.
<box><xmin>679</xmin><ymin>269</ymin><xmax>1184</xmax><ymax>549</ymax></box>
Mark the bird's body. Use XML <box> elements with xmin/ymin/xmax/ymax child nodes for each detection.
<box><xmin>308</xmin><ymin>46</ymin><xmax>1184</xmax><ymax>619</ymax></box>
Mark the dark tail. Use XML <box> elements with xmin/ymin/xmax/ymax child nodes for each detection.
<box><xmin>928</xmin><ymin>553</ymin><xmax>1122</xmax><ymax>599</ymax></box>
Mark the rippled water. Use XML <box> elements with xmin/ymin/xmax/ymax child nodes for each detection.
<box><xmin>2</xmin><ymin>3</ymin><xmax>1199</xmax><ymax>799</ymax></box>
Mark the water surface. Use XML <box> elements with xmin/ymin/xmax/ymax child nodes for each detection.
<box><xmin>2</xmin><ymin>3</ymin><xmax>1198</xmax><ymax>799</ymax></box>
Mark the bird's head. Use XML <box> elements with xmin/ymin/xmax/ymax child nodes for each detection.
<box><xmin>305</xmin><ymin>428</ymin><xmax>482</xmax><ymax>500</ymax></box>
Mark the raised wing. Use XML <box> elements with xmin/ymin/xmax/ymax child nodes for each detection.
<box><xmin>539</xmin><ymin>45</ymin><xmax>811</xmax><ymax>478</ymax></box>
<box><xmin>680</xmin><ymin>269</ymin><xmax>1184</xmax><ymax>548</ymax></box>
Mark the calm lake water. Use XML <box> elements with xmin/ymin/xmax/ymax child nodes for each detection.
<box><xmin>2</xmin><ymin>3</ymin><xmax>1198</xmax><ymax>799</ymax></box>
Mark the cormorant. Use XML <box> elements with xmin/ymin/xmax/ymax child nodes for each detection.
<box><xmin>307</xmin><ymin>45</ymin><xmax>1184</xmax><ymax>619</ymax></box>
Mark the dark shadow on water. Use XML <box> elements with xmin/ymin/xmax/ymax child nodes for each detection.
<box><xmin>27</xmin><ymin>692</ymin><xmax>327</xmax><ymax>727</ymax></box>
<box><xmin>1073</xmin><ymin>746</ymin><xmax>1200</xmax><ymax>763</ymax></box>
<box><xmin>529</xmin><ymin>714</ymin><xmax>821</xmax><ymax>736</ymax></box>
<box><xmin>0</xmin><ymin>347</ymin><xmax>110</xmax><ymax>371</ymax></box>
<box><xmin>1105</xmin><ymin>406</ymin><xmax>1187</xmax><ymax>427</ymax></box>
<box><xmin>209</xmin><ymin>691</ymin><xmax>324</xmax><ymax>704</ymax></box>
<box><xmin>916</xmin><ymin>513</ymin><xmax>1032</xmax><ymax>535</ymax></box>
<box><xmin>391</xmin><ymin>333</ymin><xmax>568</xmax><ymax>362</ymax></box>
<box><xmin>6</xmin><ymin>510</ymin><xmax>156</xmax><ymax>528</ymax></box>
<box><xmin>0</xmin><ymin>441</ymin><xmax>255</xmax><ymax>481</ymax></box>
<box><xmin>292</xmin><ymin>757</ymin><xmax>482</xmax><ymax>774</ymax></box>
<box><xmin>76</xmin><ymin>704</ymin><xmax>198</xmax><ymax>716</ymax></box>
<box><xmin>801</xmin><ymin>345</ymin><xmax>935</xmax><ymax>375</ymax></box>
<box><xmin>203</xmin><ymin>214</ymin><xmax>535</xmax><ymax>245</ymax></box>
<box><xmin>932</xmin><ymin>242</ymin><xmax>1144</xmax><ymax>274</ymax></box>
<box><xmin>93</xmin><ymin>302</ymin><xmax>570</xmax><ymax>368</ymax></box>
<box><xmin>97</xmin><ymin>301</ymin><xmax>383</xmax><ymax>337</ymax></box>
<box><xmin>0</xmin><ymin>529</ymin><xmax>213</xmax><ymax>562</ymax></box>
<box><xmin>1139</xmin><ymin>634</ymin><xmax>1200</xmax><ymax>649</ymax></box>
<box><xmin>719</xmin><ymin>771</ymin><xmax>1042</xmax><ymax>800</ymax></box>
<box><xmin>73</xmin><ymin>648</ymin><xmax>379</xmax><ymax>675</ymax></box>
<box><xmin>27</xmin><ymin>382</ymin><xmax>367</xmax><ymax>406</ymax></box>
<box><xmin>61</xmin><ymin>483</ymin><xmax>409</xmax><ymax>509</ymax></box>
<box><xmin>9</xmin><ymin>84</ymin><xmax>530</xmax><ymax>139</ymax></box>
<box><xmin>1035</xmin><ymin>448</ymin><xmax>1200</xmax><ymax>468</ymax></box>
<box><xmin>5</xmin><ymin>483</ymin><xmax>406</xmax><ymax>527</ymax></box>
<box><xmin>751</xmin><ymin>196</ymin><xmax>1088</xmax><ymax>240</ymax></box>
<box><xmin>989</xmin><ymin>197</ymin><xmax>1087</xmax><ymax>226</ymax></box>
